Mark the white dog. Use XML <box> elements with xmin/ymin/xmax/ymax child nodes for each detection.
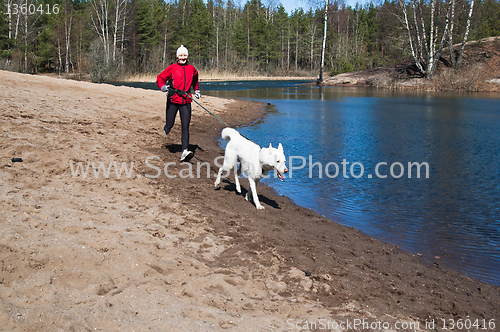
<box><xmin>214</xmin><ymin>128</ymin><xmax>288</xmax><ymax>209</ymax></box>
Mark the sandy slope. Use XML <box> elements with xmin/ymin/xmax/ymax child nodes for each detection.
<box><xmin>0</xmin><ymin>70</ymin><xmax>498</xmax><ymax>332</ymax></box>
<box><xmin>0</xmin><ymin>71</ymin><xmax>345</xmax><ymax>331</ymax></box>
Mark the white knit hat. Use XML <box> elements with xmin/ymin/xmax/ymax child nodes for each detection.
<box><xmin>176</xmin><ymin>45</ymin><xmax>188</xmax><ymax>58</ymax></box>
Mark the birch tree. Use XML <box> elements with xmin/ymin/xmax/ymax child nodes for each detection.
<box><xmin>211</xmin><ymin>0</ymin><xmax>224</xmax><ymax>69</ymax></box>
<box><xmin>318</xmin><ymin>0</ymin><xmax>328</xmax><ymax>82</ymax></box>
<box><xmin>64</xmin><ymin>11</ymin><xmax>73</xmax><ymax>75</ymax></box>
<box><xmin>90</xmin><ymin>0</ymin><xmax>110</xmax><ymax>65</ymax></box>
<box><xmin>23</xmin><ymin>0</ymin><xmax>27</xmax><ymax>71</ymax></box>
<box><xmin>6</xmin><ymin>0</ymin><xmax>13</xmax><ymax>39</ymax></box>
<box><xmin>398</xmin><ymin>0</ymin><xmax>450</xmax><ymax>76</ymax></box>
<box><xmin>13</xmin><ymin>0</ymin><xmax>21</xmax><ymax>40</ymax></box>
<box><xmin>308</xmin><ymin>21</ymin><xmax>317</xmax><ymax>70</ymax></box>
<box><xmin>398</xmin><ymin>0</ymin><xmax>475</xmax><ymax>76</ymax></box>
<box><xmin>120</xmin><ymin>0</ymin><xmax>127</xmax><ymax>67</ymax></box>
<box><xmin>447</xmin><ymin>0</ymin><xmax>474</xmax><ymax>70</ymax></box>
<box><xmin>112</xmin><ymin>0</ymin><xmax>127</xmax><ymax>63</ymax></box>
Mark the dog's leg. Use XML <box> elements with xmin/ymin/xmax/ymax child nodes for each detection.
<box><xmin>248</xmin><ymin>179</ymin><xmax>264</xmax><ymax>209</ymax></box>
<box><xmin>214</xmin><ymin>159</ymin><xmax>230</xmax><ymax>188</ymax></box>
<box><xmin>214</xmin><ymin>168</ymin><xmax>224</xmax><ymax>187</ymax></box>
<box><xmin>234</xmin><ymin>164</ymin><xmax>241</xmax><ymax>193</ymax></box>
<box><xmin>244</xmin><ymin>175</ymin><xmax>251</xmax><ymax>202</ymax></box>
<box><xmin>215</xmin><ymin>149</ymin><xmax>236</xmax><ymax>188</ymax></box>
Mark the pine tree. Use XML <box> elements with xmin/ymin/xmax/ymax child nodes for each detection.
<box><xmin>186</xmin><ymin>0</ymin><xmax>213</xmax><ymax>62</ymax></box>
<box><xmin>0</xmin><ymin>0</ymin><xmax>13</xmax><ymax>62</ymax></box>
<box><xmin>474</xmin><ymin>0</ymin><xmax>500</xmax><ymax>39</ymax></box>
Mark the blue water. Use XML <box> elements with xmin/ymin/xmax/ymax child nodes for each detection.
<box><xmin>203</xmin><ymin>81</ymin><xmax>500</xmax><ymax>286</ymax></box>
<box><xmin>114</xmin><ymin>80</ymin><xmax>500</xmax><ymax>285</ymax></box>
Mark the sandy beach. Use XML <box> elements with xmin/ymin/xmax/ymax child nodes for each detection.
<box><xmin>0</xmin><ymin>70</ymin><xmax>498</xmax><ymax>331</ymax></box>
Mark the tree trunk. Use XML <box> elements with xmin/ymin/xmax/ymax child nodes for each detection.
<box><xmin>91</xmin><ymin>0</ymin><xmax>110</xmax><ymax>65</ymax></box>
<box><xmin>65</xmin><ymin>16</ymin><xmax>73</xmax><ymax>76</ymax></box>
<box><xmin>163</xmin><ymin>26</ymin><xmax>167</xmax><ymax>68</ymax></box>
<box><xmin>216</xmin><ymin>25</ymin><xmax>219</xmax><ymax>69</ymax></box>
<box><xmin>400</xmin><ymin>0</ymin><xmax>426</xmax><ymax>74</ymax></box>
<box><xmin>247</xmin><ymin>10</ymin><xmax>250</xmax><ymax>63</ymax></box>
<box><xmin>455</xmin><ymin>0</ymin><xmax>474</xmax><ymax>70</ymax></box>
<box><xmin>448</xmin><ymin>0</ymin><xmax>456</xmax><ymax>68</ymax></box>
<box><xmin>112</xmin><ymin>0</ymin><xmax>119</xmax><ymax>62</ymax></box>
<box><xmin>399</xmin><ymin>0</ymin><xmax>449</xmax><ymax>77</ymax></box>
<box><xmin>287</xmin><ymin>22</ymin><xmax>290</xmax><ymax>71</ymax></box>
<box><xmin>427</xmin><ymin>0</ymin><xmax>435</xmax><ymax>75</ymax></box>
<box><xmin>14</xmin><ymin>0</ymin><xmax>20</xmax><ymax>40</ymax></box>
<box><xmin>7</xmin><ymin>0</ymin><xmax>12</xmax><ymax>39</ymax></box>
<box><xmin>57</xmin><ymin>38</ymin><xmax>62</xmax><ymax>75</ymax></box>
<box><xmin>24</xmin><ymin>6</ymin><xmax>27</xmax><ymax>72</ymax></box>
<box><xmin>121</xmin><ymin>0</ymin><xmax>127</xmax><ymax>68</ymax></box>
<box><xmin>309</xmin><ymin>24</ymin><xmax>316</xmax><ymax>71</ymax></box>
<box><xmin>319</xmin><ymin>0</ymin><xmax>328</xmax><ymax>83</ymax></box>
<box><xmin>295</xmin><ymin>25</ymin><xmax>298</xmax><ymax>70</ymax></box>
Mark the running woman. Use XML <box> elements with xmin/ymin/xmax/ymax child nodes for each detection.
<box><xmin>157</xmin><ymin>45</ymin><xmax>201</xmax><ymax>162</ymax></box>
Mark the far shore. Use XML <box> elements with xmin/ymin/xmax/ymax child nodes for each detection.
<box><xmin>32</xmin><ymin>35</ymin><xmax>500</xmax><ymax>93</ymax></box>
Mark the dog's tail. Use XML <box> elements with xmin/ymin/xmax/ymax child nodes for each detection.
<box><xmin>221</xmin><ymin>127</ymin><xmax>240</xmax><ymax>140</ymax></box>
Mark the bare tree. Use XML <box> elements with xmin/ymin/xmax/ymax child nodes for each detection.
<box><xmin>162</xmin><ymin>20</ymin><xmax>167</xmax><ymax>68</ymax></box>
<box><xmin>398</xmin><ymin>0</ymin><xmax>450</xmax><ymax>76</ymax></box>
<box><xmin>448</xmin><ymin>0</ymin><xmax>474</xmax><ymax>70</ymax></box>
<box><xmin>14</xmin><ymin>0</ymin><xmax>21</xmax><ymax>40</ymax></box>
<box><xmin>264</xmin><ymin>0</ymin><xmax>278</xmax><ymax>23</ymax></box>
<box><xmin>23</xmin><ymin>0</ymin><xmax>27</xmax><ymax>72</ymax></box>
<box><xmin>90</xmin><ymin>0</ymin><xmax>110</xmax><ymax>65</ymax></box>
<box><xmin>398</xmin><ymin>0</ymin><xmax>475</xmax><ymax>76</ymax></box>
<box><xmin>287</xmin><ymin>21</ymin><xmax>290</xmax><ymax>70</ymax></box>
<box><xmin>318</xmin><ymin>0</ymin><xmax>328</xmax><ymax>82</ymax></box>
<box><xmin>112</xmin><ymin>0</ymin><xmax>127</xmax><ymax>63</ymax></box>
<box><xmin>295</xmin><ymin>23</ymin><xmax>299</xmax><ymax>70</ymax></box>
<box><xmin>212</xmin><ymin>0</ymin><xmax>224</xmax><ymax>69</ymax></box>
<box><xmin>308</xmin><ymin>22</ymin><xmax>317</xmax><ymax>70</ymax></box>
<box><xmin>7</xmin><ymin>0</ymin><xmax>13</xmax><ymax>40</ymax></box>
<box><xmin>121</xmin><ymin>0</ymin><xmax>127</xmax><ymax>67</ymax></box>
<box><xmin>64</xmin><ymin>15</ymin><xmax>73</xmax><ymax>76</ymax></box>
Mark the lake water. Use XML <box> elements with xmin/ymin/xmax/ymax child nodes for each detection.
<box><xmin>115</xmin><ymin>80</ymin><xmax>500</xmax><ymax>286</ymax></box>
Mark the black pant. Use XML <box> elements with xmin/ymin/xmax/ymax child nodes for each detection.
<box><xmin>165</xmin><ymin>101</ymin><xmax>192</xmax><ymax>151</ymax></box>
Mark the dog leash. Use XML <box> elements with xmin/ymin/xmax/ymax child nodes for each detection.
<box><xmin>166</xmin><ymin>87</ymin><xmax>231</xmax><ymax>127</ymax></box>
<box><xmin>188</xmin><ymin>93</ymin><xmax>232</xmax><ymax>128</ymax></box>
<box><xmin>164</xmin><ymin>89</ymin><xmax>251</xmax><ymax>141</ymax></box>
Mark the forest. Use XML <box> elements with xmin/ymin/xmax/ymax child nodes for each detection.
<box><xmin>1</xmin><ymin>0</ymin><xmax>499</xmax><ymax>81</ymax></box>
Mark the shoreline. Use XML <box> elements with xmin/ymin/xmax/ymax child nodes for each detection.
<box><xmin>1</xmin><ymin>70</ymin><xmax>498</xmax><ymax>331</ymax></box>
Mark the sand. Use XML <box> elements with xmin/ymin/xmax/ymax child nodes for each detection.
<box><xmin>0</xmin><ymin>70</ymin><xmax>498</xmax><ymax>331</ymax></box>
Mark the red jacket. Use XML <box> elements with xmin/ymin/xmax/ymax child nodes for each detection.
<box><xmin>156</xmin><ymin>62</ymin><xmax>199</xmax><ymax>104</ymax></box>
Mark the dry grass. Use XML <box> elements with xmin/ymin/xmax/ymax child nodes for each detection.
<box><xmin>121</xmin><ymin>73</ymin><xmax>158</xmax><ymax>82</ymax></box>
<box><xmin>199</xmin><ymin>69</ymin><xmax>315</xmax><ymax>81</ymax></box>
<box><xmin>428</xmin><ymin>37</ymin><xmax>500</xmax><ymax>92</ymax></box>
<box><xmin>430</xmin><ymin>64</ymin><xmax>484</xmax><ymax>92</ymax></box>
<box><xmin>121</xmin><ymin>70</ymin><xmax>315</xmax><ymax>82</ymax></box>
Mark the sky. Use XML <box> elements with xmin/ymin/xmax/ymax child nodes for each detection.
<box><xmin>278</xmin><ymin>0</ymin><xmax>369</xmax><ymax>13</ymax></box>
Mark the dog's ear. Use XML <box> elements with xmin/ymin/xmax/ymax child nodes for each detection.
<box><xmin>268</xmin><ymin>143</ymin><xmax>273</xmax><ymax>149</ymax></box>
<box><xmin>278</xmin><ymin>143</ymin><xmax>283</xmax><ymax>152</ymax></box>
